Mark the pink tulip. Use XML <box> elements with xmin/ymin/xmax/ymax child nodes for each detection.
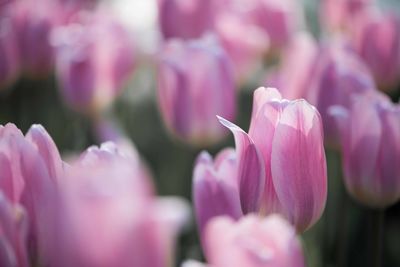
<box><xmin>52</xmin><ymin>10</ymin><xmax>135</xmax><ymax>114</ymax></box>
<box><xmin>193</xmin><ymin>149</ymin><xmax>242</xmax><ymax>239</ymax></box>
<box><xmin>0</xmin><ymin>17</ymin><xmax>20</xmax><ymax>89</ymax></box>
<box><xmin>244</xmin><ymin>0</ymin><xmax>304</xmax><ymax>49</ymax></box>
<box><xmin>11</xmin><ymin>0</ymin><xmax>62</xmax><ymax>77</ymax></box>
<box><xmin>214</xmin><ymin>10</ymin><xmax>270</xmax><ymax>81</ymax></box>
<box><xmin>320</xmin><ymin>0</ymin><xmax>373</xmax><ymax>33</ymax></box>
<box><xmin>0</xmin><ymin>123</ymin><xmax>63</xmax><ymax>259</ymax></box>
<box><xmin>329</xmin><ymin>93</ymin><xmax>400</xmax><ymax>208</ymax></box>
<box><xmin>0</xmin><ymin>124</ymin><xmax>29</xmax><ymax>203</ymax></box>
<box><xmin>352</xmin><ymin>11</ymin><xmax>400</xmax><ymax>91</ymax></box>
<box><xmin>204</xmin><ymin>214</ymin><xmax>305</xmax><ymax>267</ymax></box>
<box><xmin>0</xmin><ymin>193</ymin><xmax>29</xmax><ymax>267</ymax></box>
<box><xmin>157</xmin><ymin>0</ymin><xmax>215</xmax><ymax>39</ymax></box>
<box><xmin>157</xmin><ymin>35</ymin><xmax>236</xmax><ymax>146</ymax></box>
<box><xmin>306</xmin><ymin>43</ymin><xmax>375</xmax><ymax>147</ymax></box>
<box><xmin>220</xmin><ymin>87</ymin><xmax>327</xmax><ymax>232</ymax></box>
<box><xmin>193</xmin><ymin>144</ymin><xmax>265</xmax><ymax>241</ymax></box>
<box><xmin>44</xmin><ymin>141</ymin><xmax>188</xmax><ymax>267</ymax></box>
<box><xmin>266</xmin><ymin>32</ymin><xmax>318</xmax><ymax>100</ymax></box>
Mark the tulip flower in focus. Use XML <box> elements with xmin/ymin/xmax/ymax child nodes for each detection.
<box><xmin>188</xmin><ymin>214</ymin><xmax>305</xmax><ymax>267</ymax></box>
<box><xmin>157</xmin><ymin>35</ymin><xmax>236</xmax><ymax>146</ymax></box>
<box><xmin>352</xmin><ymin>11</ymin><xmax>400</xmax><ymax>92</ymax></box>
<box><xmin>0</xmin><ymin>193</ymin><xmax>29</xmax><ymax>267</ymax></box>
<box><xmin>320</xmin><ymin>0</ymin><xmax>373</xmax><ymax>33</ymax></box>
<box><xmin>306</xmin><ymin>43</ymin><xmax>375</xmax><ymax>147</ymax></box>
<box><xmin>216</xmin><ymin>87</ymin><xmax>327</xmax><ymax>232</ymax></box>
<box><xmin>267</xmin><ymin>32</ymin><xmax>318</xmax><ymax>100</ymax></box>
<box><xmin>0</xmin><ymin>17</ymin><xmax>20</xmax><ymax>89</ymax></box>
<box><xmin>157</xmin><ymin>0</ymin><xmax>215</xmax><ymax>40</ymax></box>
<box><xmin>330</xmin><ymin>93</ymin><xmax>400</xmax><ymax>208</ymax></box>
<box><xmin>44</xmin><ymin>141</ymin><xmax>188</xmax><ymax>267</ymax></box>
<box><xmin>11</xmin><ymin>0</ymin><xmax>62</xmax><ymax>77</ymax></box>
<box><xmin>52</xmin><ymin>10</ymin><xmax>135</xmax><ymax>114</ymax></box>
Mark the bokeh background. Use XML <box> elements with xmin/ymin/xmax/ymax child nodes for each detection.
<box><xmin>1</xmin><ymin>0</ymin><xmax>400</xmax><ymax>266</ymax></box>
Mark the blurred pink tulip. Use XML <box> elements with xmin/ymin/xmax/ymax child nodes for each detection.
<box><xmin>44</xmin><ymin>141</ymin><xmax>188</xmax><ymax>267</ymax></box>
<box><xmin>0</xmin><ymin>124</ymin><xmax>29</xmax><ymax>204</ymax></box>
<box><xmin>11</xmin><ymin>0</ymin><xmax>62</xmax><ymax>77</ymax></box>
<box><xmin>193</xmin><ymin>149</ymin><xmax>243</xmax><ymax>241</ymax></box>
<box><xmin>244</xmin><ymin>0</ymin><xmax>304</xmax><ymax>49</ymax></box>
<box><xmin>157</xmin><ymin>36</ymin><xmax>236</xmax><ymax>146</ymax></box>
<box><xmin>320</xmin><ymin>0</ymin><xmax>373</xmax><ymax>32</ymax></box>
<box><xmin>266</xmin><ymin>32</ymin><xmax>318</xmax><ymax>100</ymax></box>
<box><xmin>204</xmin><ymin>214</ymin><xmax>305</xmax><ymax>267</ymax></box>
<box><xmin>219</xmin><ymin>87</ymin><xmax>327</xmax><ymax>232</ymax></box>
<box><xmin>330</xmin><ymin>93</ymin><xmax>400</xmax><ymax>208</ymax></box>
<box><xmin>352</xmin><ymin>12</ymin><xmax>400</xmax><ymax>91</ymax></box>
<box><xmin>52</xmin><ymin>10</ymin><xmax>135</xmax><ymax>114</ymax></box>
<box><xmin>0</xmin><ymin>17</ymin><xmax>20</xmax><ymax>89</ymax></box>
<box><xmin>0</xmin><ymin>193</ymin><xmax>29</xmax><ymax>267</ymax></box>
<box><xmin>157</xmin><ymin>0</ymin><xmax>215</xmax><ymax>39</ymax></box>
<box><xmin>215</xmin><ymin>11</ymin><xmax>270</xmax><ymax>81</ymax></box>
<box><xmin>0</xmin><ymin>123</ymin><xmax>63</xmax><ymax>258</ymax></box>
<box><xmin>306</xmin><ymin>43</ymin><xmax>375</xmax><ymax>147</ymax></box>
<box><xmin>193</xmin><ymin>119</ymin><xmax>267</xmax><ymax>240</ymax></box>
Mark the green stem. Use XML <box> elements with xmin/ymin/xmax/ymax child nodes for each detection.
<box><xmin>336</xmin><ymin>190</ymin><xmax>348</xmax><ymax>267</ymax></box>
<box><xmin>370</xmin><ymin>209</ymin><xmax>385</xmax><ymax>267</ymax></box>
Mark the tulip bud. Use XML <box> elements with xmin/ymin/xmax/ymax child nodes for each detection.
<box><xmin>52</xmin><ymin>10</ymin><xmax>135</xmax><ymax>114</ymax></box>
<box><xmin>0</xmin><ymin>17</ymin><xmax>20</xmax><ymax>89</ymax></box>
<box><xmin>11</xmin><ymin>0</ymin><xmax>61</xmax><ymax>77</ymax></box>
<box><xmin>193</xmin><ymin>149</ymin><xmax>243</xmax><ymax>242</ymax></box>
<box><xmin>220</xmin><ymin>87</ymin><xmax>327</xmax><ymax>232</ymax></box>
<box><xmin>0</xmin><ymin>193</ymin><xmax>29</xmax><ymax>267</ymax></box>
<box><xmin>352</xmin><ymin>11</ymin><xmax>400</xmax><ymax>91</ymax></box>
<box><xmin>204</xmin><ymin>215</ymin><xmax>306</xmax><ymax>267</ymax></box>
<box><xmin>306</xmin><ymin>43</ymin><xmax>375</xmax><ymax>147</ymax></box>
<box><xmin>329</xmin><ymin>93</ymin><xmax>400</xmax><ymax>208</ymax></box>
<box><xmin>157</xmin><ymin>36</ymin><xmax>236</xmax><ymax>146</ymax></box>
<box><xmin>266</xmin><ymin>32</ymin><xmax>318</xmax><ymax>100</ymax></box>
<box><xmin>44</xmin><ymin>142</ymin><xmax>188</xmax><ymax>267</ymax></box>
<box><xmin>157</xmin><ymin>0</ymin><xmax>215</xmax><ymax>39</ymax></box>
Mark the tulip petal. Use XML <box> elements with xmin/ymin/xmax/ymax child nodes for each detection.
<box><xmin>249</xmin><ymin>98</ymin><xmax>285</xmax><ymax>215</ymax></box>
<box><xmin>271</xmin><ymin>100</ymin><xmax>327</xmax><ymax>232</ymax></box>
<box><xmin>218</xmin><ymin>116</ymin><xmax>265</xmax><ymax>214</ymax></box>
<box><xmin>251</xmin><ymin>87</ymin><xmax>282</xmax><ymax>120</ymax></box>
<box><xmin>26</xmin><ymin>124</ymin><xmax>63</xmax><ymax>182</ymax></box>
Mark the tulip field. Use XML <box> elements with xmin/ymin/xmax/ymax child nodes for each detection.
<box><xmin>1</xmin><ymin>0</ymin><xmax>400</xmax><ymax>267</ymax></box>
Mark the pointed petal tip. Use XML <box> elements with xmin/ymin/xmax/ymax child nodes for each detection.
<box><xmin>217</xmin><ymin>116</ymin><xmax>244</xmax><ymax>133</ymax></box>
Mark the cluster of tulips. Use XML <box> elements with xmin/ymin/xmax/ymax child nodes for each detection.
<box><xmin>1</xmin><ymin>0</ymin><xmax>400</xmax><ymax>266</ymax></box>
